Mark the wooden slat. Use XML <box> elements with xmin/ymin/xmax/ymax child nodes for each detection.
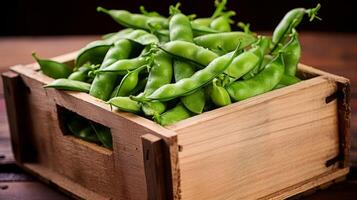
<box><xmin>141</xmin><ymin>134</ymin><xmax>168</xmax><ymax>200</ymax></box>
<box><xmin>172</xmin><ymin>76</ymin><xmax>347</xmax><ymax>199</ymax></box>
<box><xmin>1</xmin><ymin>71</ymin><xmax>33</xmax><ymax>163</ymax></box>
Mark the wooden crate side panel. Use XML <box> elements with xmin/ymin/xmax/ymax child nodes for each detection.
<box><xmin>11</xmin><ymin>64</ymin><xmax>180</xmax><ymax>200</ymax></box>
<box><xmin>18</xmin><ymin>74</ymin><xmax>55</xmax><ymax>168</ymax></box>
<box><xmin>19</xmin><ymin>74</ymin><xmax>117</xmax><ymax>198</ymax></box>
<box><xmin>176</xmin><ymin>77</ymin><xmax>341</xmax><ymax>199</ymax></box>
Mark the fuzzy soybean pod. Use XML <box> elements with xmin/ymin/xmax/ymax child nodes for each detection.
<box><xmin>146</xmin><ymin>49</ymin><xmax>239</xmax><ymax>101</ymax></box>
<box><xmin>160</xmin><ymin>40</ymin><xmax>218</xmax><ymax>67</ymax></box>
<box><xmin>97</xmin><ymin>7</ymin><xmax>169</xmax><ymax>31</ymax></box>
<box><xmin>193</xmin><ymin>32</ymin><xmax>257</xmax><ymax>53</ymax></box>
<box><xmin>272</xmin><ymin>4</ymin><xmax>320</xmax><ymax>50</ymax></box>
<box><xmin>282</xmin><ymin>31</ymin><xmax>301</xmax><ymax>76</ymax></box>
<box><xmin>32</xmin><ymin>53</ymin><xmax>71</xmax><ymax>79</ymax></box>
<box><xmin>112</xmin><ymin>65</ymin><xmax>148</xmax><ymax>97</ymax></box>
<box><xmin>44</xmin><ymin>79</ymin><xmax>91</xmax><ymax>93</ymax></box>
<box><xmin>75</xmin><ymin>28</ymin><xmax>134</xmax><ymax>67</ymax></box>
<box><xmin>108</xmin><ymin>96</ymin><xmax>141</xmax><ymax>113</ymax></box>
<box><xmin>210</xmin><ymin>79</ymin><xmax>231</xmax><ymax>107</ymax></box>
<box><xmin>226</xmin><ymin>54</ymin><xmax>285</xmax><ymax>101</ymax></box>
<box><xmin>96</xmin><ymin>57</ymin><xmax>147</xmax><ymax>75</ymax></box>
<box><xmin>154</xmin><ymin>103</ymin><xmax>192</xmax><ymax>126</ymax></box>
<box><xmin>89</xmin><ymin>39</ymin><xmax>133</xmax><ymax>100</ymax></box>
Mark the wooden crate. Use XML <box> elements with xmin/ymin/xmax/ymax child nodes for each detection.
<box><xmin>2</xmin><ymin>51</ymin><xmax>351</xmax><ymax>200</ymax></box>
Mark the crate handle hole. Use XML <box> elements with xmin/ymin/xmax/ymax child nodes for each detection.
<box><xmin>56</xmin><ymin>105</ymin><xmax>113</xmax><ymax>150</ymax></box>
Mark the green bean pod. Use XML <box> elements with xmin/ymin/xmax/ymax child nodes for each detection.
<box><xmin>169</xmin><ymin>12</ymin><xmax>205</xmax><ymax>114</ymax></box>
<box><xmin>160</xmin><ymin>40</ymin><xmax>218</xmax><ymax>67</ymax></box>
<box><xmin>192</xmin><ymin>18</ymin><xmax>212</xmax><ymax>27</ymax></box>
<box><xmin>89</xmin><ymin>39</ymin><xmax>133</xmax><ymax>100</ymax></box>
<box><xmin>193</xmin><ymin>32</ymin><xmax>257</xmax><ymax>53</ymax></box>
<box><xmin>241</xmin><ymin>37</ymin><xmax>271</xmax><ymax>80</ymax></box>
<box><xmin>272</xmin><ymin>4</ymin><xmax>320</xmax><ymax>49</ymax></box>
<box><xmin>112</xmin><ymin>65</ymin><xmax>148</xmax><ymax>97</ymax></box>
<box><xmin>209</xmin><ymin>10</ymin><xmax>236</xmax><ymax>32</ymax></box>
<box><xmin>169</xmin><ymin>13</ymin><xmax>193</xmax><ymax>42</ymax></box>
<box><xmin>67</xmin><ymin>119</ymin><xmax>100</xmax><ymax>143</ymax></box>
<box><xmin>141</xmin><ymin>101</ymin><xmax>167</xmax><ymax>117</ymax></box>
<box><xmin>210</xmin><ymin>16</ymin><xmax>231</xmax><ymax>32</ymax></box>
<box><xmin>279</xmin><ymin>74</ymin><xmax>301</xmax><ymax>86</ymax></box>
<box><xmin>154</xmin><ymin>103</ymin><xmax>191</xmax><ymax>126</ymax></box>
<box><xmin>226</xmin><ymin>54</ymin><xmax>285</xmax><ymax>101</ymax></box>
<box><xmin>77</xmin><ymin>126</ymin><xmax>101</xmax><ymax>143</ymax></box>
<box><xmin>44</xmin><ymin>79</ymin><xmax>91</xmax><ymax>92</ymax></box>
<box><xmin>91</xmin><ymin>123</ymin><xmax>112</xmax><ymax>149</ymax></box>
<box><xmin>124</xmin><ymin>29</ymin><xmax>159</xmax><ymax>45</ymax></box>
<box><xmin>129</xmin><ymin>77</ymin><xmax>148</xmax><ymax>96</ymax></box>
<box><xmin>68</xmin><ymin>66</ymin><xmax>89</xmax><ymax>81</ymax></box>
<box><xmin>143</xmin><ymin>51</ymin><xmax>173</xmax><ymax>95</ymax></box>
<box><xmin>68</xmin><ymin>64</ymin><xmax>97</xmax><ymax>82</ymax></box>
<box><xmin>146</xmin><ymin>49</ymin><xmax>239</xmax><ymax>101</ymax></box>
<box><xmin>97</xmin><ymin>7</ymin><xmax>169</xmax><ymax>31</ymax></box>
<box><xmin>108</xmin><ymin>96</ymin><xmax>141</xmax><ymax>113</ymax></box>
<box><xmin>282</xmin><ymin>31</ymin><xmax>301</xmax><ymax>76</ymax></box>
<box><xmin>224</xmin><ymin>46</ymin><xmax>262</xmax><ymax>79</ymax></box>
<box><xmin>32</xmin><ymin>53</ymin><xmax>71</xmax><ymax>79</ymax></box>
<box><xmin>96</xmin><ymin>57</ymin><xmax>147</xmax><ymax>75</ymax></box>
<box><xmin>181</xmin><ymin>89</ymin><xmax>206</xmax><ymax>113</ymax></box>
<box><xmin>75</xmin><ymin>28</ymin><xmax>134</xmax><ymax>67</ymax></box>
<box><xmin>210</xmin><ymin>79</ymin><xmax>231</xmax><ymax>107</ymax></box>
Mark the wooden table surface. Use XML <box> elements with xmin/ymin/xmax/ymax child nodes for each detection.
<box><xmin>0</xmin><ymin>33</ymin><xmax>356</xmax><ymax>199</ymax></box>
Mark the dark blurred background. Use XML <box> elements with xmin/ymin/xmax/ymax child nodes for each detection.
<box><xmin>1</xmin><ymin>0</ymin><xmax>356</xmax><ymax>36</ymax></box>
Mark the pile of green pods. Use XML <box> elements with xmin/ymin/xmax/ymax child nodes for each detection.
<box><xmin>33</xmin><ymin>1</ymin><xmax>320</xmax><ymax>148</ymax></box>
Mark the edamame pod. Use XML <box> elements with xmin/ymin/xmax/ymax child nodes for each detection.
<box><xmin>108</xmin><ymin>96</ymin><xmax>141</xmax><ymax>113</ymax></box>
<box><xmin>144</xmin><ymin>51</ymin><xmax>173</xmax><ymax>95</ymax></box>
<box><xmin>226</xmin><ymin>54</ymin><xmax>285</xmax><ymax>101</ymax></box>
<box><xmin>96</xmin><ymin>57</ymin><xmax>147</xmax><ymax>75</ymax></box>
<box><xmin>44</xmin><ymin>79</ymin><xmax>91</xmax><ymax>92</ymax></box>
<box><xmin>193</xmin><ymin>32</ymin><xmax>257</xmax><ymax>53</ymax></box>
<box><xmin>146</xmin><ymin>48</ymin><xmax>240</xmax><ymax>101</ymax></box>
<box><xmin>32</xmin><ymin>53</ymin><xmax>71</xmax><ymax>79</ymax></box>
<box><xmin>154</xmin><ymin>103</ymin><xmax>191</xmax><ymax>126</ymax></box>
<box><xmin>89</xmin><ymin>39</ymin><xmax>133</xmax><ymax>100</ymax></box>
<box><xmin>97</xmin><ymin>7</ymin><xmax>169</xmax><ymax>31</ymax></box>
<box><xmin>91</xmin><ymin>123</ymin><xmax>112</xmax><ymax>149</ymax></box>
<box><xmin>112</xmin><ymin>65</ymin><xmax>148</xmax><ymax>97</ymax></box>
<box><xmin>282</xmin><ymin>31</ymin><xmax>301</xmax><ymax>76</ymax></box>
<box><xmin>75</xmin><ymin>28</ymin><xmax>134</xmax><ymax>67</ymax></box>
<box><xmin>169</xmin><ymin>11</ymin><xmax>206</xmax><ymax>114</ymax></box>
<box><xmin>272</xmin><ymin>4</ymin><xmax>320</xmax><ymax>50</ymax></box>
<box><xmin>210</xmin><ymin>79</ymin><xmax>231</xmax><ymax>107</ymax></box>
<box><xmin>160</xmin><ymin>40</ymin><xmax>218</xmax><ymax>67</ymax></box>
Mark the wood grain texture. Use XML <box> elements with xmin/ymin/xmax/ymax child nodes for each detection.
<box><xmin>170</xmin><ymin>75</ymin><xmax>348</xmax><ymax>199</ymax></box>
<box><xmin>1</xmin><ymin>71</ymin><xmax>31</xmax><ymax>163</ymax></box>
<box><xmin>142</xmin><ymin>134</ymin><xmax>167</xmax><ymax>200</ymax></box>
